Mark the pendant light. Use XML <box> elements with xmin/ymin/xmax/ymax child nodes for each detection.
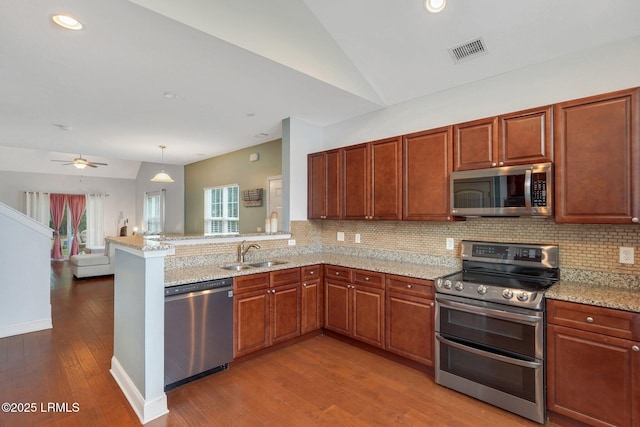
<box><xmin>150</xmin><ymin>145</ymin><xmax>174</xmax><ymax>183</ymax></box>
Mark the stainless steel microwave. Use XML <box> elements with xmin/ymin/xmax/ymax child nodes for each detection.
<box><xmin>450</xmin><ymin>162</ymin><xmax>553</xmax><ymax>217</ymax></box>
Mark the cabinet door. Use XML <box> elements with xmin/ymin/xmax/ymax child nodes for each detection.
<box><xmin>343</xmin><ymin>143</ymin><xmax>370</xmax><ymax>219</ymax></box>
<box><xmin>307</xmin><ymin>152</ymin><xmax>326</xmax><ymax>219</ymax></box>
<box><xmin>453</xmin><ymin>117</ymin><xmax>499</xmax><ymax>171</ymax></box>
<box><xmin>555</xmin><ymin>88</ymin><xmax>640</xmax><ymax>224</ymax></box>
<box><xmin>371</xmin><ymin>136</ymin><xmax>402</xmax><ymax>220</ymax></box>
<box><xmin>547</xmin><ymin>324</ymin><xmax>640</xmax><ymax>427</ymax></box>
<box><xmin>307</xmin><ymin>150</ymin><xmax>342</xmax><ymax>219</ymax></box>
<box><xmin>301</xmin><ymin>279</ymin><xmax>322</xmax><ymax>334</ymax></box>
<box><xmin>324</xmin><ymin>279</ymin><xmax>351</xmax><ymax>335</ymax></box>
<box><xmin>499</xmin><ymin>106</ymin><xmax>553</xmax><ymax>166</ymax></box>
<box><xmin>352</xmin><ymin>285</ymin><xmax>385</xmax><ymax>348</ymax></box>
<box><xmin>385</xmin><ymin>292</ymin><xmax>434</xmax><ymax>366</ymax></box>
<box><xmin>403</xmin><ymin>126</ymin><xmax>454</xmax><ymax>221</ymax></box>
<box><xmin>270</xmin><ymin>283</ymin><xmax>301</xmax><ymax>345</ymax></box>
<box><xmin>234</xmin><ymin>289</ymin><xmax>270</xmax><ymax>358</ymax></box>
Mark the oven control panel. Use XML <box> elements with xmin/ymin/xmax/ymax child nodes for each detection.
<box><xmin>462</xmin><ymin>240</ymin><xmax>559</xmax><ymax>269</ymax></box>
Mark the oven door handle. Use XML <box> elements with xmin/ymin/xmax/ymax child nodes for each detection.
<box><xmin>436</xmin><ymin>297</ymin><xmax>541</xmax><ymax>325</ymax></box>
<box><xmin>436</xmin><ymin>335</ymin><xmax>542</xmax><ymax>369</ymax></box>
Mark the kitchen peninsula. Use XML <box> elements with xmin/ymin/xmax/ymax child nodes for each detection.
<box><xmin>106</xmin><ymin>233</ymin><xmax>458</xmax><ymax>424</ymax></box>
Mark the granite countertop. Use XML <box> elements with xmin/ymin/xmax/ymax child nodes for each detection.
<box><xmin>546</xmin><ymin>280</ymin><xmax>640</xmax><ymax>313</ymax></box>
<box><xmin>107</xmin><ymin>235</ymin><xmax>174</xmax><ymax>251</ymax></box>
<box><xmin>164</xmin><ymin>253</ymin><xmax>458</xmax><ymax>287</ymax></box>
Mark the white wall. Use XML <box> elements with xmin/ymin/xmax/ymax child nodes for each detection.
<box><xmin>0</xmin><ymin>171</ymin><xmax>136</xmax><ymax>239</ymax></box>
<box><xmin>135</xmin><ymin>162</ymin><xmax>185</xmax><ymax>234</ymax></box>
<box><xmin>0</xmin><ymin>203</ymin><xmax>52</xmax><ymax>338</ymax></box>
<box><xmin>319</xmin><ymin>36</ymin><xmax>640</xmax><ymax>150</ymax></box>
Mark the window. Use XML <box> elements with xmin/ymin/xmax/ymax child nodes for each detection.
<box><xmin>204</xmin><ymin>185</ymin><xmax>239</xmax><ymax>235</ymax></box>
<box><xmin>144</xmin><ymin>190</ymin><xmax>165</xmax><ymax>233</ymax></box>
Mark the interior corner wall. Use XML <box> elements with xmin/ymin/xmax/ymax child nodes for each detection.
<box><xmin>135</xmin><ymin>162</ymin><xmax>185</xmax><ymax>235</ymax></box>
<box><xmin>183</xmin><ymin>139</ymin><xmax>282</xmax><ymax>234</ymax></box>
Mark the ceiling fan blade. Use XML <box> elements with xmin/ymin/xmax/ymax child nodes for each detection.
<box><xmin>89</xmin><ymin>162</ymin><xmax>108</xmax><ymax>166</ymax></box>
<box><xmin>51</xmin><ymin>159</ymin><xmax>70</xmax><ymax>162</ymax></box>
<box><xmin>87</xmin><ymin>164</ymin><xmax>98</xmax><ymax>168</ymax></box>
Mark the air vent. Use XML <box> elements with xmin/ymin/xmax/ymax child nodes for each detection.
<box><xmin>448</xmin><ymin>37</ymin><xmax>488</xmax><ymax>63</ymax></box>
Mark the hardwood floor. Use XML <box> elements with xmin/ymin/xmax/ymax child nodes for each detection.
<box><xmin>0</xmin><ymin>262</ymin><xmax>559</xmax><ymax>426</ymax></box>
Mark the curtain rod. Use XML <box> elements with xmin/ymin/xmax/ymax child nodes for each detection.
<box><xmin>24</xmin><ymin>191</ymin><xmax>109</xmax><ymax>197</ymax></box>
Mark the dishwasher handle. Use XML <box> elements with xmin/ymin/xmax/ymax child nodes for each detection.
<box><xmin>165</xmin><ymin>285</ymin><xmax>233</xmax><ymax>302</ymax></box>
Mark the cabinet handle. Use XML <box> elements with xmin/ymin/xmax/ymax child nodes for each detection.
<box><xmin>430</xmin><ymin>302</ymin><xmax>434</xmax><ymax>307</ymax></box>
<box><xmin>632</xmin><ymin>217</ymin><xmax>639</xmax><ymax>223</ymax></box>
<box><xmin>498</xmin><ymin>161</ymin><xmax>504</xmax><ymax>166</ymax></box>
<box><xmin>365</xmin><ymin>277</ymin><xmax>370</xmax><ymax>281</ymax></box>
<box><xmin>406</xmin><ymin>284</ymin><xmax>412</xmax><ymax>289</ymax></box>
<box><xmin>310</xmin><ymin>271</ymin><xmax>315</xmax><ymax>275</ymax></box>
<box><xmin>491</xmin><ymin>162</ymin><xmax>497</xmax><ymax>167</ymax></box>
<box><xmin>586</xmin><ymin>316</ymin><xmax>594</xmax><ymax>323</ymax></box>
<box><xmin>303</xmin><ymin>283</ymin><xmax>307</xmax><ymax>287</ymax></box>
<box><xmin>335</xmin><ymin>272</ymin><xmax>340</xmax><ymax>276</ymax></box>
<box><xmin>633</xmin><ymin>345</ymin><xmax>639</xmax><ymax>352</ymax></box>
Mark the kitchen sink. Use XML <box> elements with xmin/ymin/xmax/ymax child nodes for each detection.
<box><xmin>248</xmin><ymin>260</ymin><xmax>288</xmax><ymax>268</ymax></box>
<box><xmin>220</xmin><ymin>264</ymin><xmax>253</xmax><ymax>271</ymax></box>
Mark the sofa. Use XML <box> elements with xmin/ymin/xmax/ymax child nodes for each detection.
<box><xmin>70</xmin><ymin>240</ymin><xmax>115</xmax><ymax>278</ymax></box>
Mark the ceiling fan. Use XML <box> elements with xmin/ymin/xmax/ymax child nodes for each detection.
<box><xmin>51</xmin><ymin>155</ymin><xmax>108</xmax><ymax>169</ymax></box>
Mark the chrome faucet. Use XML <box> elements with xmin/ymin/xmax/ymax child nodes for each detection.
<box><xmin>237</xmin><ymin>240</ymin><xmax>260</xmax><ymax>263</ymax></box>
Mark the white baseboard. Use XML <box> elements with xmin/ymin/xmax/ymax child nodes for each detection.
<box><xmin>0</xmin><ymin>317</ymin><xmax>52</xmax><ymax>338</ymax></box>
<box><xmin>110</xmin><ymin>356</ymin><xmax>168</xmax><ymax>424</ymax></box>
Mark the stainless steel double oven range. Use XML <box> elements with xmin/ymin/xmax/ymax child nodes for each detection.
<box><xmin>434</xmin><ymin>240</ymin><xmax>559</xmax><ymax>424</ymax></box>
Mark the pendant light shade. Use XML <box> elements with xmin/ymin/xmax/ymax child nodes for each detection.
<box><xmin>151</xmin><ymin>145</ymin><xmax>174</xmax><ymax>183</ymax></box>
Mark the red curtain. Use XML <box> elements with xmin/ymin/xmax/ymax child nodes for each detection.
<box><xmin>68</xmin><ymin>195</ymin><xmax>86</xmax><ymax>256</ymax></box>
<box><xmin>50</xmin><ymin>194</ymin><xmax>67</xmax><ymax>260</ymax></box>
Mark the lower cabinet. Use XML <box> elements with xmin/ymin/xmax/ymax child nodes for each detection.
<box><xmin>301</xmin><ymin>265</ymin><xmax>323</xmax><ymax>334</ymax></box>
<box><xmin>324</xmin><ymin>266</ymin><xmax>385</xmax><ymax>348</ymax></box>
<box><xmin>234</xmin><ymin>268</ymin><xmax>302</xmax><ymax>358</ymax></box>
<box><xmin>385</xmin><ymin>275</ymin><xmax>435</xmax><ymax>366</ymax></box>
<box><xmin>547</xmin><ymin>299</ymin><xmax>640</xmax><ymax>427</ymax></box>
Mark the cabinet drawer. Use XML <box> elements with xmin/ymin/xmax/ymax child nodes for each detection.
<box><xmin>302</xmin><ymin>265</ymin><xmax>321</xmax><ymax>281</ymax></box>
<box><xmin>352</xmin><ymin>269</ymin><xmax>385</xmax><ymax>289</ymax></box>
<box><xmin>547</xmin><ymin>299</ymin><xmax>640</xmax><ymax>340</ymax></box>
<box><xmin>386</xmin><ymin>275</ymin><xmax>433</xmax><ymax>298</ymax></box>
<box><xmin>270</xmin><ymin>268</ymin><xmax>301</xmax><ymax>287</ymax></box>
<box><xmin>234</xmin><ymin>272</ymin><xmax>269</xmax><ymax>294</ymax></box>
<box><xmin>324</xmin><ymin>265</ymin><xmax>352</xmax><ymax>282</ymax></box>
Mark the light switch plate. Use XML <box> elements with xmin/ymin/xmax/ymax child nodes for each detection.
<box><xmin>337</xmin><ymin>231</ymin><xmax>345</xmax><ymax>242</ymax></box>
<box><xmin>355</xmin><ymin>233</ymin><xmax>361</xmax><ymax>244</ymax></box>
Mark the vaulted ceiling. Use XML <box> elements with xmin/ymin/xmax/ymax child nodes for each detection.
<box><xmin>1</xmin><ymin>0</ymin><xmax>639</xmax><ymax>177</ymax></box>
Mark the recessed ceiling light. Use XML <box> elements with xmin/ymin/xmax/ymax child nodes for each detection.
<box><xmin>52</xmin><ymin>14</ymin><xmax>84</xmax><ymax>30</ymax></box>
<box><xmin>425</xmin><ymin>0</ymin><xmax>446</xmax><ymax>13</ymax></box>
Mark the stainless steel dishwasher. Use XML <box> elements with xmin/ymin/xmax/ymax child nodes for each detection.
<box><xmin>164</xmin><ymin>277</ymin><xmax>233</xmax><ymax>390</ymax></box>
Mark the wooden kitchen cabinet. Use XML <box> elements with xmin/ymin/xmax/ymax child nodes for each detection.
<box><xmin>547</xmin><ymin>299</ymin><xmax>640</xmax><ymax>427</ymax></box>
<box><xmin>324</xmin><ymin>266</ymin><xmax>385</xmax><ymax>348</ymax></box>
<box><xmin>385</xmin><ymin>275</ymin><xmax>435</xmax><ymax>366</ymax></box>
<box><xmin>454</xmin><ymin>107</ymin><xmax>553</xmax><ymax>171</ymax></box>
<box><xmin>343</xmin><ymin>137</ymin><xmax>402</xmax><ymax>220</ymax></box>
<box><xmin>234</xmin><ymin>269</ymin><xmax>301</xmax><ymax>358</ymax></box>
<box><xmin>234</xmin><ymin>273</ymin><xmax>270</xmax><ymax>357</ymax></box>
<box><xmin>554</xmin><ymin>88</ymin><xmax>640</xmax><ymax>224</ymax></box>
<box><xmin>307</xmin><ymin>149</ymin><xmax>342</xmax><ymax>220</ymax></box>
<box><xmin>499</xmin><ymin>105</ymin><xmax>553</xmax><ymax>165</ymax></box>
<box><xmin>403</xmin><ymin>126</ymin><xmax>455</xmax><ymax>221</ymax></box>
<box><xmin>453</xmin><ymin>116</ymin><xmax>499</xmax><ymax>171</ymax></box>
<box><xmin>301</xmin><ymin>265</ymin><xmax>323</xmax><ymax>334</ymax></box>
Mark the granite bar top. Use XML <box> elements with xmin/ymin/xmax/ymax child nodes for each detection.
<box><xmin>546</xmin><ymin>281</ymin><xmax>640</xmax><ymax>313</ymax></box>
<box><xmin>164</xmin><ymin>253</ymin><xmax>458</xmax><ymax>287</ymax></box>
<box><xmin>106</xmin><ymin>235</ymin><xmax>174</xmax><ymax>251</ymax></box>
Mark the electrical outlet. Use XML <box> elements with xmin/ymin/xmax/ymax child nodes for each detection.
<box><xmin>446</xmin><ymin>238</ymin><xmax>454</xmax><ymax>250</ymax></box>
<box><xmin>355</xmin><ymin>233</ymin><xmax>361</xmax><ymax>244</ymax></box>
<box><xmin>288</xmin><ymin>239</ymin><xmax>296</xmax><ymax>246</ymax></box>
<box><xmin>619</xmin><ymin>247</ymin><xmax>635</xmax><ymax>264</ymax></box>
<box><xmin>337</xmin><ymin>231</ymin><xmax>345</xmax><ymax>242</ymax></box>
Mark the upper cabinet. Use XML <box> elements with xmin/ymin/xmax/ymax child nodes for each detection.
<box><xmin>307</xmin><ymin>149</ymin><xmax>342</xmax><ymax>220</ymax></box>
<box><xmin>453</xmin><ymin>106</ymin><xmax>553</xmax><ymax>171</ymax></box>
<box><xmin>554</xmin><ymin>88</ymin><xmax>640</xmax><ymax>224</ymax></box>
<box><xmin>453</xmin><ymin>116</ymin><xmax>499</xmax><ymax>171</ymax></box>
<box><xmin>403</xmin><ymin>126</ymin><xmax>455</xmax><ymax>221</ymax></box>
<box><xmin>343</xmin><ymin>137</ymin><xmax>403</xmax><ymax>220</ymax></box>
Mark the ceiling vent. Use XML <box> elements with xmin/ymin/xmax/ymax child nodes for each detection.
<box><xmin>448</xmin><ymin>37</ymin><xmax>488</xmax><ymax>63</ymax></box>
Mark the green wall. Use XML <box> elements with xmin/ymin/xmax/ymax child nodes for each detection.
<box><xmin>184</xmin><ymin>139</ymin><xmax>282</xmax><ymax>234</ymax></box>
